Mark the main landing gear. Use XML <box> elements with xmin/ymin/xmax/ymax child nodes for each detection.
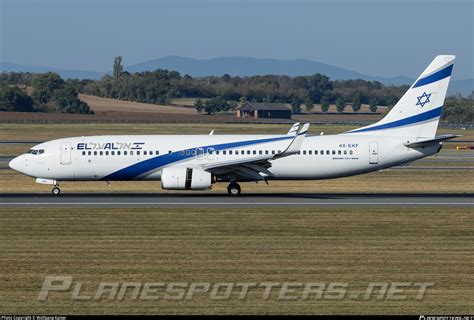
<box><xmin>227</xmin><ymin>182</ymin><xmax>241</xmax><ymax>196</ymax></box>
<box><xmin>52</xmin><ymin>186</ymin><xmax>61</xmax><ymax>195</ymax></box>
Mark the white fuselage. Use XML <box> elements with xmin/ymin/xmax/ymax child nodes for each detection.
<box><xmin>9</xmin><ymin>133</ymin><xmax>440</xmax><ymax>183</ymax></box>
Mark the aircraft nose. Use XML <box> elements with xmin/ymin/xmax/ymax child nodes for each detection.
<box><xmin>9</xmin><ymin>156</ymin><xmax>23</xmax><ymax>173</ymax></box>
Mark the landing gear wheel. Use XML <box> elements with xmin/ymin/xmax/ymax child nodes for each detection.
<box><xmin>227</xmin><ymin>183</ymin><xmax>241</xmax><ymax>196</ymax></box>
<box><xmin>52</xmin><ymin>186</ymin><xmax>61</xmax><ymax>195</ymax></box>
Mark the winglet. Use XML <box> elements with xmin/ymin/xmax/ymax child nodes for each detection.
<box><xmin>287</xmin><ymin>123</ymin><xmax>301</xmax><ymax>136</ymax></box>
<box><xmin>277</xmin><ymin>123</ymin><xmax>309</xmax><ymax>157</ymax></box>
<box><xmin>209</xmin><ymin>130</ymin><xmax>214</xmax><ymax>135</ymax></box>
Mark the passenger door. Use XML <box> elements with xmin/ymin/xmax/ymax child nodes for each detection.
<box><xmin>60</xmin><ymin>142</ymin><xmax>72</xmax><ymax>165</ymax></box>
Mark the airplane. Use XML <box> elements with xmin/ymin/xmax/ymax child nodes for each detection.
<box><xmin>9</xmin><ymin>55</ymin><xmax>458</xmax><ymax>196</ymax></box>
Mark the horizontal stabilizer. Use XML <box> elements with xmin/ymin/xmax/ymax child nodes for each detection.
<box><xmin>404</xmin><ymin>134</ymin><xmax>461</xmax><ymax>148</ymax></box>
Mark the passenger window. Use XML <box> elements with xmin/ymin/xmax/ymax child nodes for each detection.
<box><xmin>155</xmin><ymin>151</ymin><xmax>159</xmax><ymax>155</ymax></box>
<box><xmin>332</xmin><ymin>150</ymin><xmax>335</xmax><ymax>155</ymax></box>
<box><xmin>344</xmin><ymin>150</ymin><xmax>347</xmax><ymax>155</ymax></box>
<box><xmin>144</xmin><ymin>151</ymin><xmax>147</xmax><ymax>155</ymax></box>
<box><xmin>303</xmin><ymin>150</ymin><xmax>306</xmax><ymax>155</ymax></box>
<box><xmin>247</xmin><ymin>150</ymin><xmax>251</xmax><ymax>155</ymax></box>
<box><xmin>117</xmin><ymin>151</ymin><xmax>121</xmax><ymax>155</ymax></box>
<box><xmin>253</xmin><ymin>150</ymin><xmax>257</xmax><ymax>155</ymax></box>
<box><xmin>111</xmin><ymin>151</ymin><xmax>115</xmax><ymax>156</ymax></box>
<box><xmin>168</xmin><ymin>150</ymin><xmax>172</xmax><ymax>154</ymax></box>
<box><xmin>315</xmin><ymin>150</ymin><xmax>318</xmax><ymax>155</ymax></box>
<box><xmin>186</xmin><ymin>150</ymin><xmax>190</xmax><ymax>155</ymax></box>
<box><xmin>338</xmin><ymin>150</ymin><xmax>341</xmax><ymax>155</ymax></box>
<box><xmin>181</xmin><ymin>151</ymin><xmax>185</xmax><ymax>155</ymax></box>
<box><xmin>326</xmin><ymin>150</ymin><xmax>330</xmax><ymax>155</ymax></box>
<box><xmin>216</xmin><ymin>150</ymin><xmax>220</xmax><ymax>155</ymax></box>
<box><xmin>94</xmin><ymin>151</ymin><xmax>98</xmax><ymax>156</ymax></box>
<box><xmin>308</xmin><ymin>150</ymin><xmax>312</xmax><ymax>155</ymax></box>
<box><xmin>350</xmin><ymin>150</ymin><xmax>353</xmax><ymax>155</ymax></box>
<box><xmin>88</xmin><ymin>151</ymin><xmax>91</xmax><ymax>156</ymax></box>
<box><xmin>229</xmin><ymin>150</ymin><xmax>233</xmax><ymax>155</ymax></box>
<box><xmin>82</xmin><ymin>151</ymin><xmax>86</xmax><ymax>156</ymax></box>
<box><xmin>130</xmin><ymin>151</ymin><xmax>134</xmax><ymax>155</ymax></box>
<box><xmin>272</xmin><ymin>150</ymin><xmax>276</xmax><ymax>155</ymax></box>
<box><xmin>105</xmin><ymin>151</ymin><xmax>109</xmax><ymax>155</ymax></box>
<box><xmin>137</xmin><ymin>151</ymin><xmax>140</xmax><ymax>155</ymax></box>
<box><xmin>124</xmin><ymin>151</ymin><xmax>128</xmax><ymax>155</ymax></box>
<box><xmin>259</xmin><ymin>150</ymin><xmax>262</xmax><ymax>155</ymax></box>
<box><xmin>223</xmin><ymin>150</ymin><xmax>227</xmax><ymax>155</ymax></box>
<box><xmin>265</xmin><ymin>150</ymin><xmax>269</xmax><ymax>155</ymax></box>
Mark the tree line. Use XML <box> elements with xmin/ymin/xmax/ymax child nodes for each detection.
<box><xmin>0</xmin><ymin>72</ymin><xmax>92</xmax><ymax>114</ymax></box>
<box><xmin>79</xmin><ymin>68</ymin><xmax>408</xmax><ymax>111</ymax></box>
<box><xmin>442</xmin><ymin>93</ymin><xmax>474</xmax><ymax>124</ymax></box>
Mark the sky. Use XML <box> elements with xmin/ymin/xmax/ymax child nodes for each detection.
<box><xmin>1</xmin><ymin>0</ymin><xmax>473</xmax><ymax>79</ymax></box>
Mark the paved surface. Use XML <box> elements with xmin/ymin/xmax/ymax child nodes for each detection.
<box><xmin>0</xmin><ymin>193</ymin><xmax>472</xmax><ymax>208</ymax></box>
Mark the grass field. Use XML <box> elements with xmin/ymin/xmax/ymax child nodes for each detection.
<box><xmin>0</xmin><ymin>168</ymin><xmax>472</xmax><ymax>194</ymax></box>
<box><xmin>0</xmin><ymin>122</ymin><xmax>472</xmax><ymax>144</ymax></box>
<box><xmin>80</xmin><ymin>94</ymin><xmax>197</xmax><ymax>114</ymax></box>
<box><xmin>0</xmin><ymin>207</ymin><xmax>472</xmax><ymax>314</ymax></box>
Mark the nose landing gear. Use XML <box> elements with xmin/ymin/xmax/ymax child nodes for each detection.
<box><xmin>227</xmin><ymin>182</ymin><xmax>241</xmax><ymax>196</ymax></box>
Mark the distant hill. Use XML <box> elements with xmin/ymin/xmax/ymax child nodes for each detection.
<box><xmin>0</xmin><ymin>62</ymin><xmax>104</xmax><ymax>80</ymax></box>
<box><xmin>1</xmin><ymin>57</ymin><xmax>472</xmax><ymax>96</ymax></box>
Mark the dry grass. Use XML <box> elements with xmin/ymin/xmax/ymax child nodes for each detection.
<box><xmin>79</xmin><ymin>94</ymin><xmax>197</xmax><ymax>114</ymax></box>
<box><xmin>1</xmin><ymin>123</ymin><xmax>471</xmax><ymax>142</ymax></box>
<box><xmin>0</xmin><ymin>207</ymin><xmax>472</xmax><ymax>314</ymax></box>
<box><xmin>0</xmin><ymin>168</ymin><xmax>472</xmax><ymax>194</ymax></box>
<box><xmin>0</xmin><ymin>123</ymin><xmax>312</xmax><ymax>142</ymax></box>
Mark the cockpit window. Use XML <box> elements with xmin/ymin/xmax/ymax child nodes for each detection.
<box><xmin>27</xmin><ymin>149</ymin><xmax>44</xmax><ymax>155</ymax></box>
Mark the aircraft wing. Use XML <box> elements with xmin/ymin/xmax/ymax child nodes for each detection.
<box><xmin>203</xmin><ymin>123</ymin><xmax>309</xmax><ymax>181</ymax></box>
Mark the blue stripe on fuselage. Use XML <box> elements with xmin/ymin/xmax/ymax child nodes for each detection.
<box><xmin>412</xmin><ymin>64</ymin><xmax>453</xmax><ymax>88</ymax></box>
<box><xmin>102</xmin><ymin>135</ymin><xmax>293</xmax><ymax>180</ymax></box>
<box><xmin>347</xmin><ymin>106</ymin><xmax>443</xmax><ymax>133</ymax></box>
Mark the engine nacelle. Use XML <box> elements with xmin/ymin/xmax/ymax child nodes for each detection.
<box><xmin>161</xmin><ymin>167</ymin><xmax>212</xmax><ymax>190</ymax></box>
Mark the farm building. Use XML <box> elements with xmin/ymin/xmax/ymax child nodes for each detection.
<box><xmin>236</xmin><ymin>102</ymin><xmax>291</xmax><ymax>119</ymax></box>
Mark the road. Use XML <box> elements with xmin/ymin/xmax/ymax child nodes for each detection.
<box><xmin>0</xmin><ymin>193</ymin><xmax>472</xmax><ymax>208</ymax></box>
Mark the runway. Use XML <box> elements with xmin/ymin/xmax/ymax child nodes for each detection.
<box><xmin>0</xmin><ymin>193</ymin><xmax>472</xmax><ymax>208</ymax></box>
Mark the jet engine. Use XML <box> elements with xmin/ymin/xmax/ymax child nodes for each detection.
<box><xmin>161</xmin><ymin>167</ymin><xmax>212</xmax><ymax>190</ymax></box>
